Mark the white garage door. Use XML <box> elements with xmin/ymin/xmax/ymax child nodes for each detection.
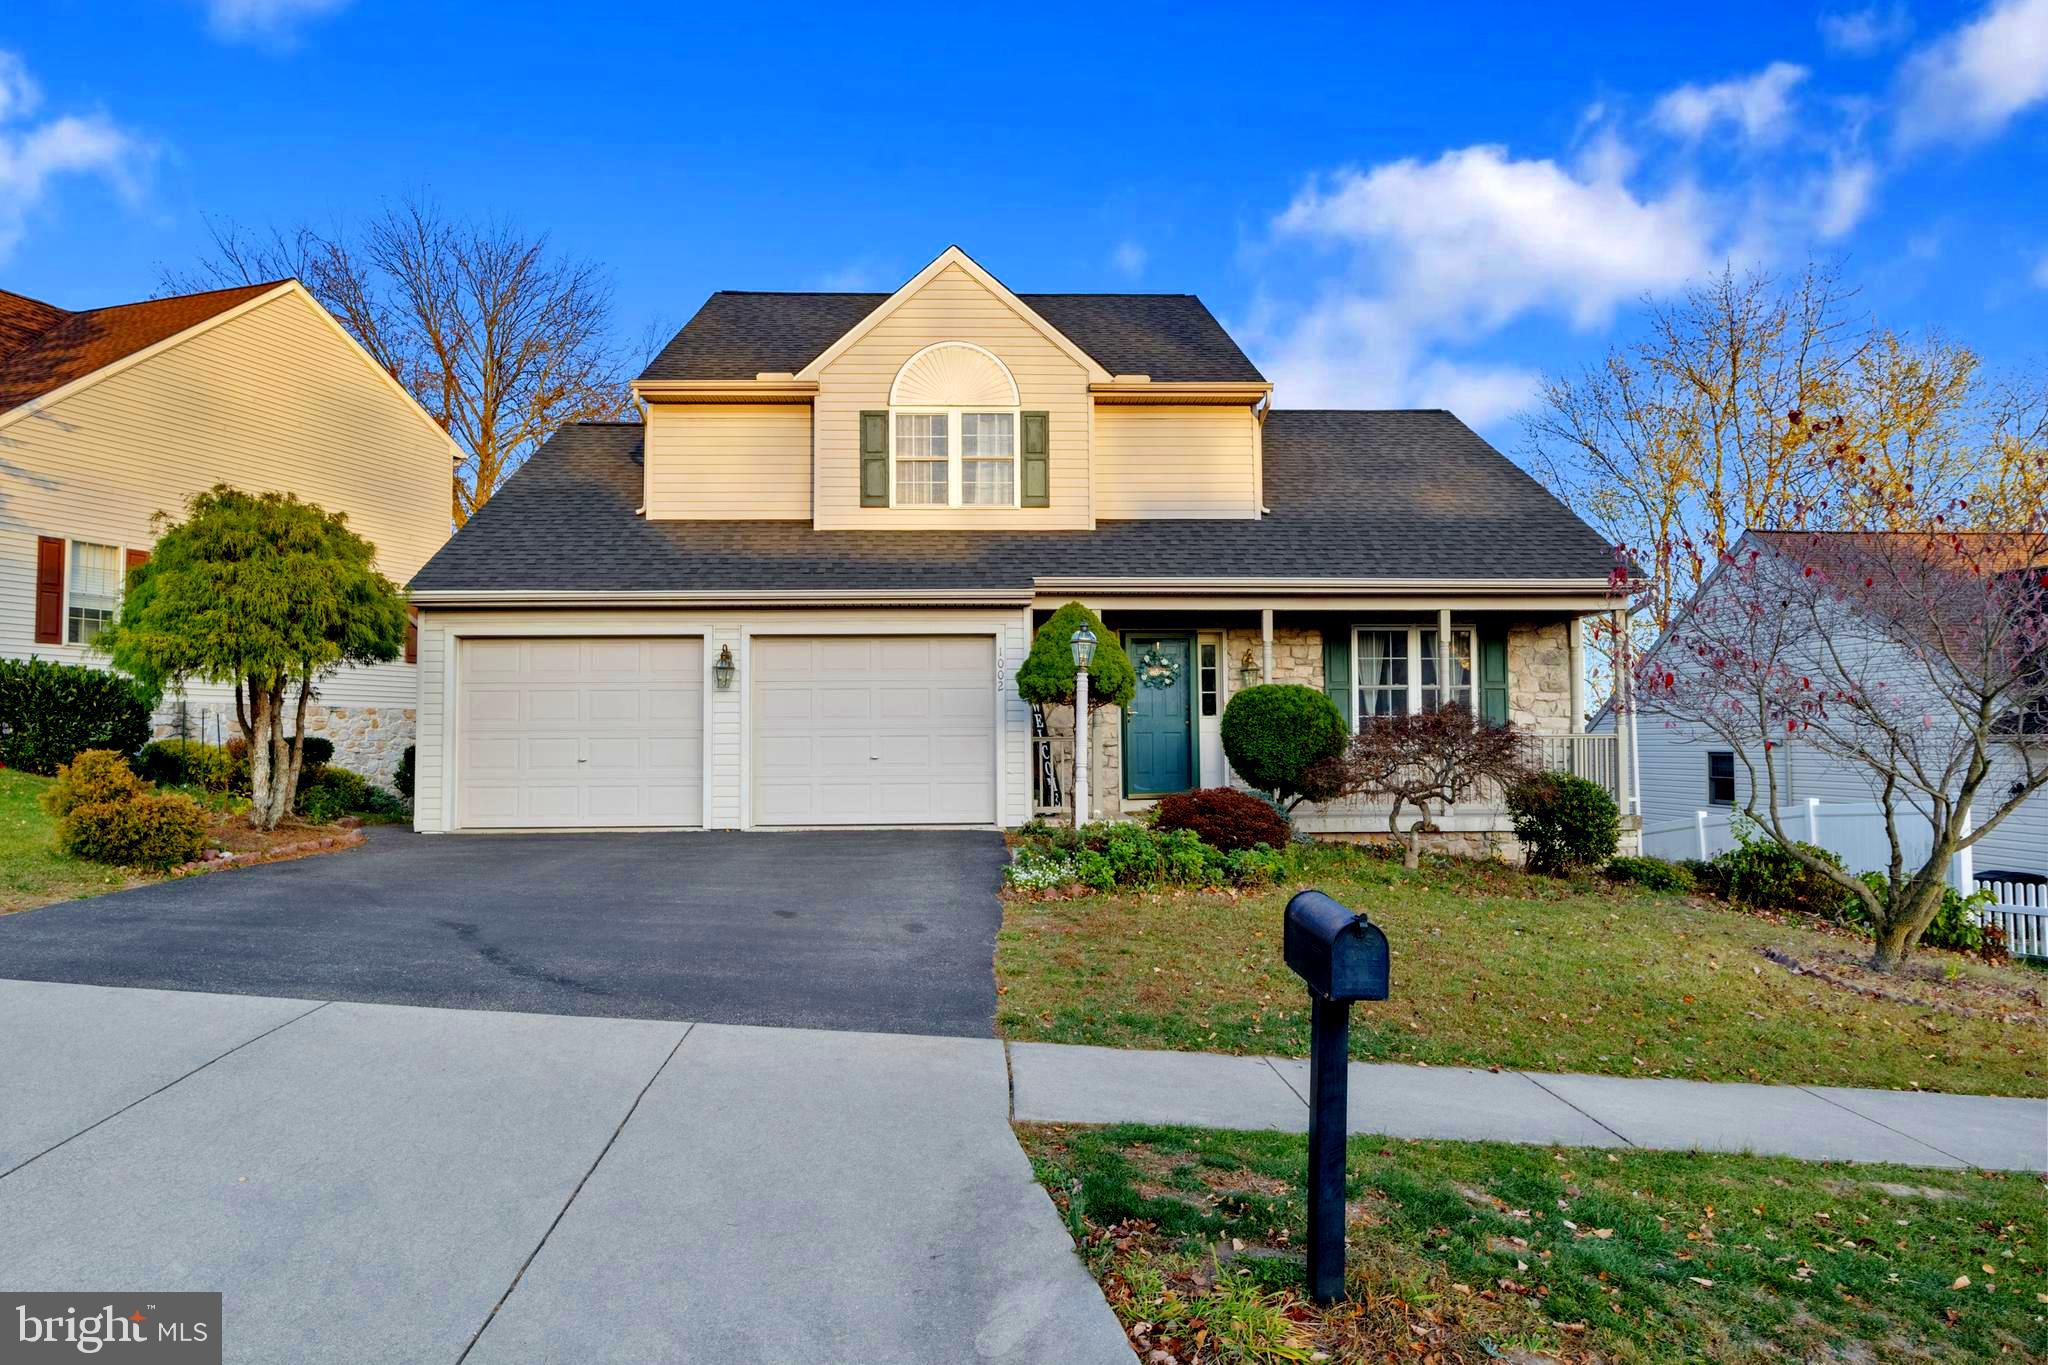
<box><xmin>459</xmin><ymin>637</ymin><xmax>703</xmax><ymax>829</ymax></box>
<box><xmin>752</xmin><ymin>635</ymin><xmax>997</xmax><ymax>826</ymax></box>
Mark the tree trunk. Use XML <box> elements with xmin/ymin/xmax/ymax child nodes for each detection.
<box><xmin>1402</xmin><ymin>829</ymin><xmax>1421</xmax><ymax>872</ymax></box>
<box><xmin>247</xmin><ymin>686</ymin><xmax>278</xmax><ymax>831</ymax></box>
<box><xmin>1869</xmin><ymin>881</ymin><xmax>1947</xmax><ymax>973</ymax></box>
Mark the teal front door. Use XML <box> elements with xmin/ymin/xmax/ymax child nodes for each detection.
<box><xmin>1123</xmin><ymin>634</ymin><xmax>1196</xmax><ymax>796</ymax></box>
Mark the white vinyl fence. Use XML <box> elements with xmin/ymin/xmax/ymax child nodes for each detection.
<box><xmin>1642</xmin><ymin>798</ymin><xmax>2048</xmax><ymax>959</ymax></box>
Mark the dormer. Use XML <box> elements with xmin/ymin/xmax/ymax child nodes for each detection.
<box><xmin>632</xmin><ymin>246</ymin><xmax>1271</xmax><ymax>530</ymax></box>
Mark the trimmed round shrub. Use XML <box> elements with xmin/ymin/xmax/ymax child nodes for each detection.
<box><xmin>297</xmin><ymin>766</ymin><xmax>370</xmax><ymax>823</ymax></box>
<box><xmin>298</xmin><ymin>736</ymin><xmax>336</xmax><ymax>769</ymax></box>
<box><xmin>1016</xmin><ymin>602</ymin><xmax>1136</xmax><ymax>712</ymax></box>
<box><xmin>393</xmin><ymin>744</ymin><xmax>415</xmax><ymax>799</ymax></box>
<box><xmin>1506</xmin><ymin>772</ymin><xmax>1620</xmax><ymax>875</ymax></box>
<box><xmin>1219</xmin><ymin>685</ymin><xmax>1347</xmax><ymax>805</ymax></box>
<box><xmin>0</xmin><ymin>657</ymin><xmax>153</xmax><ymax>775</ymax></box>
<box><xmin>57</xmin><ymin>792</ymin><xmax>207</xmax><ymax>869</ymax></box>
<box><xmin>136</xmin><ymin>739</ymin><xmax>236</xmax><ymax>792</ymax></box>
<box><xmin>40</xmin><ymin>749</ymin><xmax>144</xmax><ymax>819</ymax></box>
<box><xmin>1153</xmin><ymin>786</ymin><xmax>1291</xmax><ymax>851</ymax></box>
<box><xmin>1604</xmin><ymin>855</ymin><xmax>1694</xmax><ymax>893</ymax></box>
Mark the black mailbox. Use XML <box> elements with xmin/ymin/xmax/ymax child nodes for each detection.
<box><xmin>1283</xmin><ymin>890</ymin><xmax>1389</xmax><ymax>1003</ymax></box>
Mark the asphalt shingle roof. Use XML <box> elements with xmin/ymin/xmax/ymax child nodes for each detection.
<box><xmin>411</xmin><ymin>409</ymin><xmax>1619</xmax><ymax>594</ymax></box>
<box><xmin>638</xmin><ymin>291</ymin><xmax>1264</xmax><ymax>384</ymax></box>
<box><xmin>0</xmin><ymin>281</ymin><xmax>285</xmax><ymax>416</ymax></box>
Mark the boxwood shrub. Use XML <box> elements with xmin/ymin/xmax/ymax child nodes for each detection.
<box><xmin>1219</xmin><ymin>684</ymin><xmax>1347</xmax><ymax>806</ymax></box>
<box><xmin>57</xmin><ymin>793</ymin><xmax>207</xmax><ymax>869</ymax></box>
<box><xmin>0</xmin><ymin>658</ymin><xmax>153</xmax><ymax>775</ymax></box>
<box><xmin>1603</xmin><ymin>854</ymin><xmax>1694</xmax><ymax>893</ymax></box>
<box><xmin>1506</xmin><ymin>772</ymin><xmax>1620</xmax><ymax>875</ymax></box>
<box><xmin>137</xmin><ymin>739</ymin><xmax>237</xmax><ymax>792</ymax></box>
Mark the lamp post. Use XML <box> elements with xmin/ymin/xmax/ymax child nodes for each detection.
<box><xmin>1069</xmin><ymin>624</ymin><xmax>1097</xmax><ymax>829</ymax></box>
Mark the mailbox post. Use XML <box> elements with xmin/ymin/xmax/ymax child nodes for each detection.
<box><xmin>1282</xmin><ymin>889</ymin><xmax>1390</xmax><ymax>1305</ymax></box>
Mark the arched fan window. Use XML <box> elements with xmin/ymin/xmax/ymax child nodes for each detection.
<box><xmin>886</xmin><ymin>342</ymin><xmax>1021</xmax><ymax>508</ymax></box>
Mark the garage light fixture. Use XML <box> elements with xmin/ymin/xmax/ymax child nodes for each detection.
<box><xmin>713</xmin><ymin>644</ymin><xmax>736</xmax><ymax>690</ymax></box>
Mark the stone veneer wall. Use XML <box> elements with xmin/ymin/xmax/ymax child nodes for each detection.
<box><xmin>152</xmin><ymin>698</ymin><xmax>416</xmax><ymax>788</ymax></box>
<box><xmin>1507</xmin><ymin>621</ymin><xmax>1572</xmax><ymax>729</ymax></box>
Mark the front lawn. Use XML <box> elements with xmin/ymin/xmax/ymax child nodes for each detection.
<box><xmin>996</xmin><ymin>844</ymin><xmax>2048</xmax><ymax>1097</ymax></box>
<box><xmin>1022</xmin><ymin>1122</ymin><xmax>2048</xmax><ymax>1364</ymax></box>
<box><xmin>0</xmin><ymin>768</ymin><xmax>145</xmax><ymax>910</ymax></box>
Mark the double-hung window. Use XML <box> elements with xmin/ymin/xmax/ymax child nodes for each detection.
<box><xmin>1354</xmin><ymin>625</ymin><xmax>1476</xmax><ymax>719</ymax></box>
<box><xmin>1707</xmin><ymin>751</ymin><xmax>1736</xmax><ymax>806</ymax></box>
<box><xmin>67</xmin><ymin>541</ymin><xmax>121</xmax><ymax>646</ymax></box>
<box><xmin>891</xmin><ymin>409</ymin><xmax>1019</xmax><ymax>508</ymax></box>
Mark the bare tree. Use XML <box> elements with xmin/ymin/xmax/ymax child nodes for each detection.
<box><xmin>1642</xmin><ymin>520</ymin><xmax>2048</xmax><ymax>970</ymax></box>
<box><xmin>1306</xmin><ymin>706</ymin><xmax>1531</xmax><ymax>870</ymax></box>
<box><xmin>163</xmin><ymin>196</ymin><xmax>634</xmax><ymax>525</ymax></box>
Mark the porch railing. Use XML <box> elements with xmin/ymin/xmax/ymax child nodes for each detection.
<box><xmin>1028</xmin><ymin>730</ymin><xmax>1620</xmax><ymax>817</ymax></box>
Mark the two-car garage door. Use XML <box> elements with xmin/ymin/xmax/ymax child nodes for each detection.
<box><xmin>455</xmin><ymin>634</ymin><xmax>996</xmax><ymax>829</ymax></box>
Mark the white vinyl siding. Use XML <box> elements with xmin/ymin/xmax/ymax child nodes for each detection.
<box><xmin>1092</xmin><ymin>405</ymin><xmax>1259</xmax><ymax>519</ymax></box>
<box><xmin>0</xmin><ymin>288</ymin><xmax>450</xmax><ymax>714</ymax></box>
<box><xmin>644</xmin><ymin>404</ymin><xmax>812</xmax><ymax>521</ymax></box>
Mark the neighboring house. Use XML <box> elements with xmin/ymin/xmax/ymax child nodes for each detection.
<box><xmin>0</xmin><ymin>279</ymin><xmax>458</xmax><ymax>782</ymax></box>
<box><xmin>1598</xmin><ymin>530</ymin><xmax>2047</xmax><ymax>881</ymax></box>
<box><xmin>407</xmin><ymin>246</ymin><xmax>1632</xmax><ymax>837</ymax></box>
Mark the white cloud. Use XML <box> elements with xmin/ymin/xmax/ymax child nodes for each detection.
<box><xmin>1652</xmin><ymin>62</ymin><xmax>1810</xmax><ymax>145</ymax></box>
<box><xmin>1820</xmin><ymin>5</ymin><xmax>1913</xmax><ymax>55</ymax></box>
<box><xmin>1811</xmin><ymin>158</ymin><xmax>1879</xmax><ymax>237</ymax></box>
<box><xmin>1109</xmin><ymin>240</ymin><xmax>1147</xmax><ymax>280</ymax></box>
<box><xmin>1895</xmin><ymin>0</ymin><xmax>2048</xmax><ymax>146</ymax></box>
<box><xmin>1254</xmin><ymin>145</ymin><xmax>1720</xmax><ymax>420</ymax></box>
<box><xmin>204</xmin><ymin>0</ymin><xmax>353</xmax><ymax>46</ymax></box>
<box><xmin>0</xmin><ymin>52</ymin><xmax>148</xmax><ymax>263</ymax></box>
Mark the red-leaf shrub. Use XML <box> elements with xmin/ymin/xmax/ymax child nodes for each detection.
<box><xmin>1152</xmin><ymin>787</ymin><xmax>1291</xmax><ymax>851</ymax></box>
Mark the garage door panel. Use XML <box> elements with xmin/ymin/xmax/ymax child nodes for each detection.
<box><xmin>750</xmin><ymin>635</ymin><xmax>996</xmax><ymax>826</ymax></box>
<box><xmin>458</xmin><ymin>637</ymin><xmax>704</xmax><ymax>829</ymax></box>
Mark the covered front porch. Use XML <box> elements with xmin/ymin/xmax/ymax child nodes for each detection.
<box><xmin>1027</xmin><ymin>589</ymin><xmax>1636</xmax><ymax>851</ymax></box>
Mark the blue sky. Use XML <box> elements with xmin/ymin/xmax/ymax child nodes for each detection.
<box><xmin>4</xmin><ymin>0</ymin><xmax>2046</xmax><ymax>445</ymax></box>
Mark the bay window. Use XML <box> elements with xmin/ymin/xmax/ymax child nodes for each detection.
<box><xmin>1354</xmin><ymin>624</ymin><xmax>1475</xmax><ymax>719</ymax></box>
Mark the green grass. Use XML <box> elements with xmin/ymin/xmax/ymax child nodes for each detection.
<box><xmin>1022</xmin><ymin>1122</ymin><xmax>2048</xmax><ymax>1364</ymax></box>
<box><xmin>0</xmin><ymin>768</ymin><xmax>142</xmax><ymax>911</ymax></box>
<box><xmin>996</xmin><ymin>843</ymin><xmax>2048</xmax><ymax>1097</ymax></box>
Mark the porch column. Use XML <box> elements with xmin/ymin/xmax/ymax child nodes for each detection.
<box><xmin>1436</xmin><ymin>606</ymin><xmax>1452</xmax><ymax>709</ymax></box>
<box><xmin>1567</xmin><ymin>616</ymin><xmax>1585</xmax><ymax>731</ymax></box>
<box><xmin>1611</xmin><ymin>606</ymin><xmax>1636</xmax><ymax>818</ymax></box>
<box><xmin>1260</xmin><ymin>607</ymin><xmax>1274</xmax><ymax>683</ymax></box>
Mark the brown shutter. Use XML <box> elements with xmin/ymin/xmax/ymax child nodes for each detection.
<box><xmin>125</xmin><ymin>547</ymin><xmax>149</xmax><ymax>578</ymax></box>
<box><xmin>33</xmin><ymin>537</ymin><xmax>64</xmax><ymax>644</ymax></box>
<box><xmin>404</xmin><ymin>607</ymin><xmax>419</xmax><ymax>664</ymax></box>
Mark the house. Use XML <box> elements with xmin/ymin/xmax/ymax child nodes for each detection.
<box><xmin>1601</xmin><ymin>530</ymin><xmax>2047</xmax><ymax>882</ymax></box>
<box><xmin>0</xmin><ymin>279</ymin><xmax>458</xmax><ymax>782</ymax></box>
<box><xmin>406</xmin><ymin>246</ymin><xmax>1633</xmax><ymax>838</ymax></box>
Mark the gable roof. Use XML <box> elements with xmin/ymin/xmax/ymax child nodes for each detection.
<box><xmin>0</xmin><ymin>280</ymin><xmax>287</xmax><ymax>416</ymax></box>
<box><xmin>639</xmin><ymin>290</ymin><xmax>1265</xmax><ymax>385</ymax></box>
<box><xmin>411</xmin><ymin>409</ymin><xmax>1618</xmax><ymax>597</ymax></box>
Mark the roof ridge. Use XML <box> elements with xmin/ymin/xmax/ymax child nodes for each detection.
<box><xmin>82</xmin><ymin>278</ymin><xmax>291</xmax><ymax>317</ymax></box>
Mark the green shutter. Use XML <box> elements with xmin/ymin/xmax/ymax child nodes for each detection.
<box><xmin>1020</xmin><ymin>411</ymin><xmax>1050</xmax><ymax>507</ymax></box>
<box><xmin>1479</xmin><ymin>627</ymin><xmax>1509</xmax><ymax>725</ymax></box>
<box><xmin>1321</xmin><ymin>626</ymin><xmax>1352</xmax><ymax>730</ymax></box>
<box><xmin>859</xmin><ymin>411</ymin><xmax>889</xmax><ymax>506</ymax></box>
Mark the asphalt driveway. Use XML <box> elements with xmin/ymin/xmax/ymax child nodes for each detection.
<box><xmin>0</xmin><ymin>827</ymin><xmax>1009</xmax><ymax>1036</ymax></box>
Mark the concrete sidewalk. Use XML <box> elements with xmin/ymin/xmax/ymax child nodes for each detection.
<box><xmin>0</xmin><ymin>979</ymin><xmax>1126</xmax><ymax>1365</ymax></box>
<box><xmin>1008</xmin><ymin>1041</ymin><xmax>2048</xmax><ymax>1172</ymax></box>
